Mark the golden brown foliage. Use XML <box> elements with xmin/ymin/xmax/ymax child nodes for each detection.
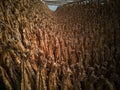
<box><xmin>0</xmin><ymin>0</ymin><xmax>120</xmax><ymax>90</ymax></box>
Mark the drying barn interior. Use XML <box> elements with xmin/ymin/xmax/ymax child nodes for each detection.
<box><xmin>0</xmin><ymin>0</ymin><xmax>120</xmax><ymax>90</ymax></box>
